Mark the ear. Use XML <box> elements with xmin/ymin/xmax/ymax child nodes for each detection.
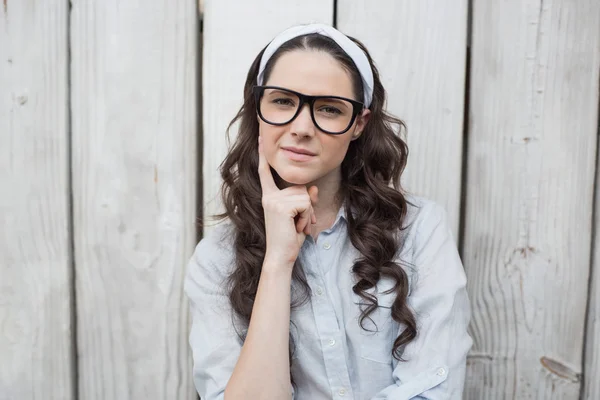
<box><xmin>351</xmin><ymin>108</ymin><xmax>371</xmax><ymax>140</ymax></box>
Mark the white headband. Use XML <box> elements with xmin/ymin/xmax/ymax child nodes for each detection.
<box><xmin>257</xmin><ymin>23</ymin><xmax>374</xmax><ymax>108</ymax></box>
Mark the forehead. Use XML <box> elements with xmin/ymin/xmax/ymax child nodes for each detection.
<box><xmin>265</xmin><ymin>50</ymin><xmax>355</xmax><ymax>99</ymax></box>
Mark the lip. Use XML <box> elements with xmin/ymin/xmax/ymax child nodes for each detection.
<box><xmin>281</xmin><ymin>146</ymin><xmax>317</xmax><ymax>156</ymax></box>
<box><xmin>281</xmin><ymin>148</ymin><xmax>316</xmax><ymax>162</ymax></box>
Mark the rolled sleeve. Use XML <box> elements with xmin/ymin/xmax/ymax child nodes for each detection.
<box><xmin>184</xmin><ymin>225</ymin><xmax>241</xmax><ymax>400</ymax></box>
<box><xmin>371</xmin><ymin>202</ymin><xmax>473</xmax><ymax>400</ymax></box>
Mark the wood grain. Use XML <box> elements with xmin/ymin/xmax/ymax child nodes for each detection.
<box><xmin>337</xmin><ymin>0</ymin><xmax>468</xmax><ymax>236</ymax></box>
<box><xmin>202</xmin><ymin>0</ymin><xmax>333</xmax><ymax>236</ymax></box>
<box><xmin>464</xmin><ymin>0</ymin><xmax>600</xmax><ymax>398</ymax></box>
<box><xmin>0</xmin><ymin>1</ymin><xmax>73</xmax><ymax>399</ymax></box>
<box><xmin>584</xmin><ymin>95</ymin><xmax>600</xmax><ymax>398</ymax></box>
<box><xmin>70</xmin><ymin>1</ymin><xmax>199</xmax><ymax>398</ymax></box>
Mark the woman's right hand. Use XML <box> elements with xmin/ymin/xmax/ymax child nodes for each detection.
<box><xmin>257</xmin><ymin>136</ymin><xmax>319</xmax><ymax>269</ymax></box>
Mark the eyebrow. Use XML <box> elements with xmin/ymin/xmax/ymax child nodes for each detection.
<box><xmin>316</xmin><ymin>98</ymin><xmax>351</xmax><ymax>107</ymax></box>
<box><xmin>265</xmin><ymin>89</ymin><xmax>295</xmax><ymax>96</ymax></box>
<box><xmin>265</xmin><ymin>88</ymin><xmax>354</xmax><ymax>102</ymax></box>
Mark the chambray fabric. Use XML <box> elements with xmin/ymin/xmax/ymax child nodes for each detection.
<box><xmin>185</xmin><ymin>194</ymin><xmax>473</xmax><ymax>400</ymax></box>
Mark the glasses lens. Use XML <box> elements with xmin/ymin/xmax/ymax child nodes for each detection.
<box><xmin>313</xmin><ymin>97</ymin><xmax>354</xmax><ymax>133</ymax></box>
<box><xmin>259</xmin><ymin>88</ymin><xmax>300</xmax><ymax>125</ymax></box>
<box><xmin>258</xmin><ymin>87</ymin><xmax>356</xmax><ymax>134</ymax></box>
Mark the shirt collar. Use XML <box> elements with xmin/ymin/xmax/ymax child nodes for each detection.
<box><xmin>333</xmin><ymin>198</ymin><xmax>355</xmax><ymax>227</ymax></box>
<box><xmin>336</xmin><ymin>201</ymin><xmax>347</xmax><ymax>222</ymax></box>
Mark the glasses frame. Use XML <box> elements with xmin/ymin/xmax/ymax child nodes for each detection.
<box><xmin>253</xmin><ymin>85</ymin><xmax>365</xmax><ymax>135</ymax></box>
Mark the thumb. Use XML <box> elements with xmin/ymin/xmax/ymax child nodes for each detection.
<box><xmin>308</xmin><ymin>185</ymin><xmax>319</xmax><ymax>205</ymax></box>
<box><xmin>308</xmin><ymin>186</ymin><xmax>319</xmax><ymax>225</ymax></box>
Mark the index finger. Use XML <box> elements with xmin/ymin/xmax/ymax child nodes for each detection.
<box><xmin>257</xmin><ymin>136</ymin><xmax>279</xmax><ymax>194</ymax></box>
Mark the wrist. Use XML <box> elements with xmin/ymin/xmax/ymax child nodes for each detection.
<box><xmin>261</xmin><ymin>258</ymin><xmax>295</xmax><ymax>277</ymax></box>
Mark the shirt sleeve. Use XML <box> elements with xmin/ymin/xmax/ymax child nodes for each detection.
<box><xmin>371</xmin><ymin>201</ymin><xmax>473</xmax><ymax>400</ymax></box>
<box><xmin>184</xmin><ymin>229</ymin><xmax>242</xmax><ymax>400</ymax></box>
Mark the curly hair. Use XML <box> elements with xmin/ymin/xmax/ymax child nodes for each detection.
<box><xmin>208</xmin><ymin>32</ymin><xmax>418</xmax><ymax>386</ymax></box>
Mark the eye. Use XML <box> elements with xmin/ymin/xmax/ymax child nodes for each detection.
<box><xmin>272</xmin><ymin>97</ymin><xmax>296</xmax><ymax>107</ymax></box>
<box><xmin>318</xmin><ymin>105</ymin><xmax>343</xmax><ymax>115</ymax></box>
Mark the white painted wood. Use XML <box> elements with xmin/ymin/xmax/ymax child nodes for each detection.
<box><xmin>464</xmin><ymin>1</ymin><xmax>600</xmax><ymax>398</ymax></box>
<box><xmin>202</xmin><ymin>0</ymin><xmax>333</xmax><ymax>235</ymax></box>
<box><xmin>0</xmin><ymin>2</ymin><xmax>73</xmax><ymax>399</ymax></box>
<box><xmin>584</xmin><ymin>104</ymin><xmax>600</xmax><ymax>398</ymax></box>
<box><xmin>337</xmin><ymin>0</ymin><xmax>468</xmax><ymax>236</ymax></box>
<box><xmin>70</xmin><ymin>1</ymin><xmax>199</xmax><ymax>399</ymax></box>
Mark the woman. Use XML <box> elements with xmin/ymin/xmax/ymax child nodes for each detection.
<box><xmin>185</xmin><ymin>23</ymin><xmax>472</xmax><ymax>400</ymax></box>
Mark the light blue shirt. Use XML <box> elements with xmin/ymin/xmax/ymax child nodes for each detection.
<box><xmin>185</xmin><ymin>195</ymin><xmax>473</xmax><ymax>399</ymax></box>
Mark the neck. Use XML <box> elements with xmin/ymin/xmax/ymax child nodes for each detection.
<box><xmin>312</xmin><ymin>186</ymin><xmax>342</xmax><ymax>219</ymax></box>
<box><xmin>305</xmin><ymin>171</ymin><xmax>344</xmax><ymax>235</ymax></box>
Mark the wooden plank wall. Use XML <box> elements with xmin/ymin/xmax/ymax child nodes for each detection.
<box><xmin>586</xmin><ymin>147</ymin><xmax>600</xmax><ymax>399</ymax></box>
<box><xmin>464</xmin><ymin>0</ymin><xmax>600</xmax><ymax>399</ymax></box>
<box><xmin>0</xmin><ymin>2</ymin><xmax>74</xmax><ymax>399</ymax></box>
<box><xmin>337</xmin><ymin>0</ymin><xmax>468</xmax><ymax>236</ymax></box>
<box><xmin>1</xmin><ymin>0</ymin><xmax>600</xmax><ymax>399</ymax></box>
<box><xmin>69</xmin><ymin>1</ymin><xmax>198</xmax><ymax>399</ymax></box>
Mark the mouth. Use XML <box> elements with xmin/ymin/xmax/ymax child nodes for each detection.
<box><xmin>281</xmin><ymin>146</ymin><xmax>317</xmax><ymax>156</ymax></box>
<box><xmin>281</xmin><ymin>148</ymin><xmax>317</xmax><ymax>162</ymax></box>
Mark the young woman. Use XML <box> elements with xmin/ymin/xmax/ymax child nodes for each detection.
<box><xmin>185</xmin><ymin>23</ymin><xmax>472</xmax><ymax>400</ymax></box>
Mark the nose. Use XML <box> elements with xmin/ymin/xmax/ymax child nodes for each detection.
<box><xmin>289</xmin><ymin>103</ymin><xmax>316</xmax><ymax>138</ymax></box>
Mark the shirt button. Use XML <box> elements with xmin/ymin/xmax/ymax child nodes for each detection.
<box><xmin>323</xmin><ymin>243</ymin><xmax>331</xmax><ymax>250</ymax></box>
<box><xmin>328</xmin><ymin>339</ymin><xmax>336</xmax><ymax>346</ymax></box>
<box><xmin>437</xmin><ymin>367</ymin><xmax>446</xmax><ymax>376</ymax></box>
<box><xmin>316</xmin><ymin>287</ymin><xmax>323</xmax><ymax>296</ymax></box>
<box><xmin>338</xmin><ymin>388</ymin><xmax>346</xmax><ymax>396</ymax></box>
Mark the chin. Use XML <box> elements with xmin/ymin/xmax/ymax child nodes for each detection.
<box><xmin>274</xmin><ymin>168</ymin><xmax>316</xmax><ymax>186</ymax></box>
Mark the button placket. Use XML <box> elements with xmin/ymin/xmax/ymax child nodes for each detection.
<box><xmin>306</xmin><ymin>229</ymin><xmax>354</xmax><ymax>399</ymax></box>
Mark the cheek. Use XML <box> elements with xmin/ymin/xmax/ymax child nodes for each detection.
<box><xmin>258</xmin><ymin>122</ymin><xmax>282</xmax><ymax>160</ymax></box>
<box><xmin>257</xmin><ymin>119</ymin><xmax>267</xmax><ymax>137</ymax></box>
<box><xmin>322</xmin><ymin>138</ymin><xmax>352</xmax><ymax>166</ymax></box>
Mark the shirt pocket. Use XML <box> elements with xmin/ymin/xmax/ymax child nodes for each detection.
<box><xmin>359</xmin><ymin>284</ymin><xmax>397</xmax><ymax>364</ymax></box>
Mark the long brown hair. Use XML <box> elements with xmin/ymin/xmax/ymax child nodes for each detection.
<box><xmin>208</xmin><ymin>32</ymin><xmax>418</xmax><ymax>384</ymax></box>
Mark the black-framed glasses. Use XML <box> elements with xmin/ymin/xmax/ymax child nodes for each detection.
<box><xmin>253</xmin><ymin>85</ymin><xmax>365</xmax><ymax>135</ymax></box>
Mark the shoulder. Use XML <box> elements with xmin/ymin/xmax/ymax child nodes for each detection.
<box><xmin>397</xmin><ymin>194</ymin><xmax>451</xmax><ymax>259</ymax></box>
<box><xmin>194</xmin><ymin>219</ymin><xmax>236</xmax><ymax>253</ymax></box>
<box><xmin>187</xmin><ymin>220</ymin><xmax>237</xmax><ymax>284</ymax></box>
<box><xmin>402</xmin><ymin>194</ymin><xmax>449</xmax><ymax>237</ymax></box>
